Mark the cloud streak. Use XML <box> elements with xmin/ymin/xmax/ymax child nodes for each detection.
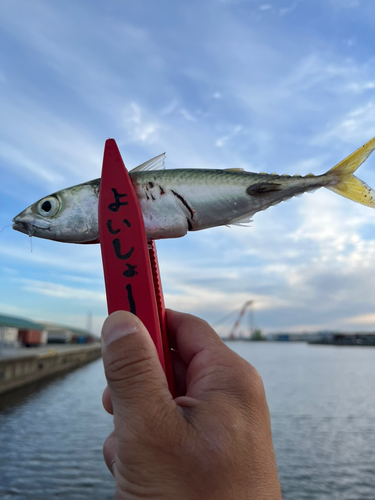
<box><xmin>18</xmin><ymin>278</ymin><xmax>106</xmax><ymax>303</ymax></box>
<box><xmin>1</xmin><ymin>0</ymin><xmax>375</xmax><ymax>335</ymax></box>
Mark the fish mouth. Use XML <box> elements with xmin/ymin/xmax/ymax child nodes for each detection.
<box><xmin>12</xmin><ymin>221</ymin><xmax>34</xmax><ymax>236</ymax></box>
<box><xmin>12</xmin><ymin>220</ymin><xmax>50</xmax><ymax>237</ymax></box>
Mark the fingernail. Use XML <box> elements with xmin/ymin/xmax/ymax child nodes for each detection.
<box><xmin>102</xmin><ymin>311</ymin><xmax>139</xmax><ymax>346</ymax></box>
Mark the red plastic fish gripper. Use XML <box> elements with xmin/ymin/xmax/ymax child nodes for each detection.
<box><xmin>98</xmin><ymin>139</ymin><xmax>174</xmax><ymax>394</ymax></box>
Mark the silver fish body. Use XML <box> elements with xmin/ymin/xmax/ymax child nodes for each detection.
<box><xmin>12</xmin><ymin>138</ymin><xmax>375</xmax><ymax>244</ymax></box>
<box><xmin>133</xmin><ymin>169</ymin><xmax>331</xmax><ymax>239</ymax></box>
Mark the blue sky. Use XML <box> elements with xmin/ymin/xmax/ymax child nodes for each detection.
<box><xmin>1</xmin><ymin>0</ymin><xmax>375</xmax><ymax>336</ymax></box>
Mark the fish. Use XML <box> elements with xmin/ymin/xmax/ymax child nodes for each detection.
<box><xmin>12</xmin><ymin>137</ymin><xmax>375</xmax><ymax>244</ymax></box>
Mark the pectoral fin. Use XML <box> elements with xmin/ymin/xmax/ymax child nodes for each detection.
<box><xmin>246</xmin><ymin>182</ymin><xmax>282</xmax><ymax>196</ymax></box>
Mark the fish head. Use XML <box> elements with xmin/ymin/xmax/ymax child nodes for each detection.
<box><xmin>12</xmin><ymin>181</ymin><xmax>100</xmax><ymax>243</ymax></box>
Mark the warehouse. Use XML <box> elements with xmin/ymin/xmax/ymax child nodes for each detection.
<box><xmin>0</xmin><ymin>314</ymin><xmax>47</xmax><ymax>347</ymax></box>
<box><xmin>40</xmin><ymin>322</ymin><xmax>97</xmax><ymax>344</ymax></box>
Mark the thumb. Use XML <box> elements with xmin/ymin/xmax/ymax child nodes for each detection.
<box><xmin>101</xmin><ymin>311</ymin><xmax>172</xmax><ymax>424</ymax></box>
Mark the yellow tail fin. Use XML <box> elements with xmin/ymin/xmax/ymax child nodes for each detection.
<box><xmin>326</xmin><ymin>137</ymin><xmax>375</xmax><ymax>208</ymax></box>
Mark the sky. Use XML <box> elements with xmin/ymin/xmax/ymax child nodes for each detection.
<box><xmin>1</xmin><ymin>0</ymin><xmax>375</xmax><ymax>337</ymax></box>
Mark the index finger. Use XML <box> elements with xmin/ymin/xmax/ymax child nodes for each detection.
<box><xmin>166</xmin><ymin>309</ymin><xmax>262</xmax><ymax>405</ymax></box>
<box><xmin>166</xmin><ymin>309</ymin><xmax>229</xmax><ymax>366</ymax></box>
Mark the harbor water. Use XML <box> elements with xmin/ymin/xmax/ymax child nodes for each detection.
<box><xmin>1</xmin><ymin>342</ymin><xmax>375</xmax><ymax>499</ymax></box>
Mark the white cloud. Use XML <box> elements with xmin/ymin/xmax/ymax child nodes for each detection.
<box><xmin>160</xmin><ymin>100</ymin><xmax>179</xmax><ymax>115</ymax></box>
<box><xmin>347</xmin><ymin>81</ymin><xmax>375</xmax><ymax>93</ymax></box>
<box><xmin>1</xmin><ymin>0</ymin><xmax>375</xmax><ymax>336</ymax></box>
<box><xmin>18</xmin><ymin>278</ymin><xmax>106</xmax><ymax>302</ymax></box>
<box><xmin>313</xmin><ymin>102</ymin><xmax>375</xmax><ymax>146</ymax></box>
<box><xmin>215</xmin><ymin>125</ymin><xmax>243</xmax><ymax>148</ymax></box>
<box><xmin>0</xmin><ymin>241</ymin><xmax>102</xmax><ymax>274</ymax></box>
<box><xmin>164</xmin><ymin>282</ymin><xmax>289</xmax><ymax>315</ymax></box>
<box><xmin>0</xmin><ymin>95</ymin><xmax>102</xmax><ymax>190</ymax></box>
<box><xmin>282</xmin><ymin>54</ymin><xmax>354</xmax><ymax>92</ymax></box>
<box><xmin>122</xmin><ymin>102</ymin><xmax>161</xmax><ymax>145</ymax></box>
<box><xmin>0</xmin><ymin>303</ymin><xmax>26</xmax><ymax>316</ymax></box>
<box><xmin>0</xmin><ymin>141</ymin><xmax>64</xmax><ymax>183</ymax></box>
<box><xmin>279</xmin><ymin>3</ymin><xmax>298</xmax><ymax>15</ymax></box>
<box><xmin>180</xmin><ymin>108</ymin><xmax>197</xmax><ymax>122</ymax></box>
<box><xmin>61</xmin><ymin>275</ymin><xmax>104</xmax><ymax>285</ymax></box>
<box><xmin>344</xmin><ymin>313</ymin><xmax>375</xmax><ymax>326</ymax></box>
<box><xmin>163</xmin><ymin>184</ymin><xmax>375</xmax><ymax>332</ymax></box>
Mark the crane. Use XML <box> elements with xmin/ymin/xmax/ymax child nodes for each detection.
<box><xmin>228</xmin><ymin>300</ymin><xmax>254</xmax><ymax>339</ymax></box>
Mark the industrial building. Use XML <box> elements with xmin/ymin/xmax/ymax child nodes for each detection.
<box><xmin>308</xmin><ymin>331</ymin><xmax>375</xmax><ymax>346</ymax></box>
<box><xmin>0</xmin><ymin>314</ymin><xmax>47</xmax><ymax>347</ymax></box>
<box><xmin>0</xmin><ymin>314</ymin><xmax>96</xmax><ymax>348</ymax></box>
<box><xmin>39</xmin><ymin>322</ymin><xmax>97</xmax><ymax>344</ymax></box>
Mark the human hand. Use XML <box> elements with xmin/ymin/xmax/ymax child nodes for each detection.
<box><xmin>101</xmin><ymin>309</ymin><xmax>282</xmax><ymax>500</ymax></box>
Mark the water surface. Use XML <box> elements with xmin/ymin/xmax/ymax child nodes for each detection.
<box><xmin>0</xmin><ymin>360</ymin><xmax>114</xmax><ymax>500</ymax></box>
<box><xmin>230</xmin><ymin>342</ymin><xmax>375</xmax><ymax>500</ymax></box>
<box><xmin>1</xmin><ymin>343</ymin><xmax>374</xmax><ymax>499</ymax></box>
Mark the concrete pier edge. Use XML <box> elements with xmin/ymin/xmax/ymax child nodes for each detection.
<box><xmin>0</xmin><ymin>344</ymin><xmax>102</xmax><ymax>395</ymax></box>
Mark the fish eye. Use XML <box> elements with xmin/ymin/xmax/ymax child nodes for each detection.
<box><xmin>37</xmin><ymin>196</ymin><xmax>60</xmax><ymax>217</ymax></box>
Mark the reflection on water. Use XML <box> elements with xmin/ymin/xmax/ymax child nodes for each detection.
<box><xmin>229</xmin><ymin>342</ymin><xmax>375</xmax><ymax>500</ymax></box>
<box><xmin>0</xmin><ymin>344</ymin><xmax>375</xmax><ymax>499</ymax></box>
<box><xmin>0</xmin><ymin>359</ymin><xmax>114</xmax><ymax>500</ymax></box>
<box><xmin>0</xmin><ymin>371</ymin><xmax>76</xmax><ymax>413</ymax></box>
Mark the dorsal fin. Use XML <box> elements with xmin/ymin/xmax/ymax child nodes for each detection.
<box><xmin>130</xmin><ymin>153</ymin><xmax>166</xmax><ymax>172</ymax></box>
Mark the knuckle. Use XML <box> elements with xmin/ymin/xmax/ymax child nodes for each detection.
<box><xmin>245</xmin><ymin>363</ymin><xmax>266</xmax><ymax>400</ymax></box>
<box><xmin>215</xmin><ymin>357</ymin><xmax>267</xmax><ymax>418</ymax></box>
<box><xmin>104</xmin><ymin>344</ymin><xmax>155</xmax><ymax>386</ymax></box>
<box><xmin>232</xmin><ymin>358</ymin><xmax>265</xmax><ymax>398</ymax></box>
